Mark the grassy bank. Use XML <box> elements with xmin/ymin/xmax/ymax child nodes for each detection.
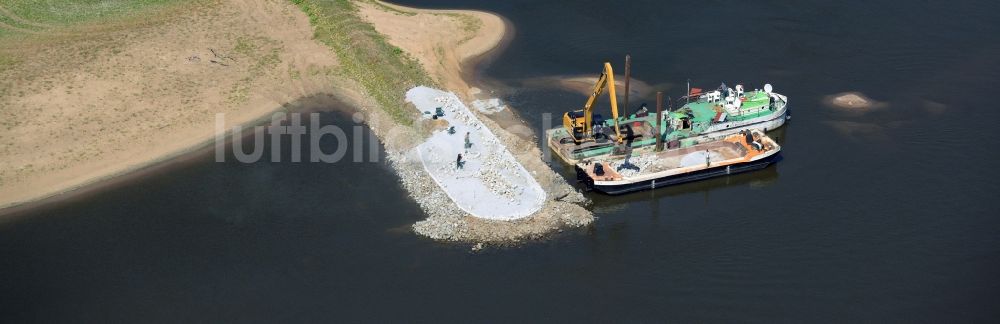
<box><xmin>0</xmin><ymin>0</ymin><xmax>185</xmax><ymax>37</ymax></box>
<box><xmin>290</xmin><ymin>0</ymin><xmax>435</xmax><ymax>125</ymax></box>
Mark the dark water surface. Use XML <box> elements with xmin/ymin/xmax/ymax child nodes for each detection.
<box><xmin>3</xmin><ymin>1</ymin><xmax>1000</xmax><ymax>322</ymax></box>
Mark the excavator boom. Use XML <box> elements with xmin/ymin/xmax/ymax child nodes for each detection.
<box><xmin>604</xmin><ymin>63</ymin><xmax>622</xmax><ymax>143</ymax></box>
<box><xmin>563</xmin><ymin>62</ymin><xmax>622</xmax><ymax>144</ymax></box>
<box><xmin>581</xmin><ymin>72</ymin><xmax>608</xmax><ymax>133</ymax></box>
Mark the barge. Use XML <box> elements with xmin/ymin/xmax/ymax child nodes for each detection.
<box><xmin>549</xmin><ymin>83</ymin><xmax>789</xmax><ymax>165</ymax></box>
<box><xmin>575</xmin><ymin>129</ymin><xmax>780</xmax><ymax>195</ymax></box>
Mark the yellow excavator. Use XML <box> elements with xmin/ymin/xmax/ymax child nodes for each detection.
<box><xmin>562</xmin><ymin>62</ymin><xmax>623</xmax><ymax>145</ymax></box>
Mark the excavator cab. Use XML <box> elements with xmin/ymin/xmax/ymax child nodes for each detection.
<box><xmin>563</xmin><ymin>110</ymin><xmax>588</xmax><ymax>141</ymax></box>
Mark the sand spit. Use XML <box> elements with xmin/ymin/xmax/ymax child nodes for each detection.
<box><xmin>356</xmin><ymin>1</ymin><xmax>506</xmax><ymax>99</ymax></box>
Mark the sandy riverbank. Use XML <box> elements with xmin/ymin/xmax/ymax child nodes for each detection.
<box><xmin>0</xmin><ymin>0</ymin><xmax>358</xmax><ymax>210</ymax></box>
<box><xmin>1</xmin><ymin>0</ymin><xmax>593</xmax><ymax>243</ymax></box>
<box><xmin>356</xmin><ymin>1</ymin><xmax>507</xmax><ymax>99</ymax></box>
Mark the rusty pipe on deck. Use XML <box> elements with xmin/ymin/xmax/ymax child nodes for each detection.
<box><xmin>655</xmin><ymin>91</ymin><xmax>663</xmax><ymax>151</ymax></box>
<box><xmin>623</xmin><ymin>54</ymin><xmax>631</xmax><ymax>117</ymax></box>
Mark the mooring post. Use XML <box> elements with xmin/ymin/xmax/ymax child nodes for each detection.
<box><xmin>686</xmin><ymin>79</ymin><xmax>691</xmax><ymax>104</ymax></box>
<box><xmin>655</xmin><ymin>91</ymin><xmax>664</xmax><ymax>151</ymax></box>
<box><xmin>623</xmin><ymin>54</ymin><xmax>631</xmax><ymax>117</ymax></box>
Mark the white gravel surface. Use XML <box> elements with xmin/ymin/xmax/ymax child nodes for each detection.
<box><xmin>406</xmin><ymin>87</ymin><xmax>545</xmax><ymax>220</ymax></box>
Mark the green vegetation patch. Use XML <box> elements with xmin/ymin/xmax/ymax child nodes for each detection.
<box><xmin>0</xmin><ymin>0</ymin><xmax>184</xmax><ymax>26</ymax></box>
<box><xmin>0</xmin><ymin>0</ymin><xmax>193</xmax><ymax>39</ymax></box>
<box><xmin>291</xmin><ymin>0</ymin><xmax>435</xmax><ymax>125</ymax></box>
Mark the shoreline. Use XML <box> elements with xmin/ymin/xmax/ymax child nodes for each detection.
<box><xmin>460</xmin><ymin>14</ymin><xmax>515</xmax><ymax>96</ymax></box>
<box><xmin>0</xmin><ymin>0</ymin><xmax>350</xmax><ymax>212</ymax></box>
<box><xmin>359</xmin><ymin>1</ymin><xmax>511</xmax><ymax>99</ymax></box>
<box><xmin>0</xmin><ymin>2</ymin><xmax>434</xmax><ymax>213</ymax></box>
<box><xmin>0</xmin><ymin>93</ymin><xmax>357</xmax><ymax>220</ymax></box>
<box><xmin>2</xmin><ymin>1</ymin><xmax>594</xmax><ymax>243</ymax></box>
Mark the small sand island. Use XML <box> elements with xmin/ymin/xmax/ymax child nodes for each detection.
<box><xmin>523</xmin><ymin>74</ymin><xmax>656</xmax><ymax>99</ymax></box>
<box><xmin>0</xmin><ymin>0</ymin><xmax>591</xmax><ymax>243</ymax></box>
<box><xmin>824</xmin><ymin>91</ymin><xmax>886</xmax><ymax>110</ymax></box>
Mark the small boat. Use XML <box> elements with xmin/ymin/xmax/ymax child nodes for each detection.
<box><xmin>575</xmin><ymin>129</ymin><xmax>780</xmax><ymax>195</ymax></box>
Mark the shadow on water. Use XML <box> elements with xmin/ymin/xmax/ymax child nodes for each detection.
<box><xmin>589</xmin><ymin>163</ymin><xmax>781</xmax><ymax>215</ymax></box>
<box><xmin>0</xmin><ymin>94</ymin><xmax>444</xmax><ymax>322</ymax></box>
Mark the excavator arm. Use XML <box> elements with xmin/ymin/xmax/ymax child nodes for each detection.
<box><xmin>563</xmin><ymin>62</ymin><xmax>623</xmax><ymax>144</ymax></box>
<box><xmin>603</xmin><ymin>62</ymin><xmax>622</xmax><ymax>143</ymax></box>
<box><xmin>580</xmin><ymin>72</ymin><xmax>608</xmax><ymax>134</ymax></box>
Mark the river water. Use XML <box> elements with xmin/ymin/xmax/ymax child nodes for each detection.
<box><xmin>2</xmin><ymin>1</ymin><xmax>999</xmax><ymax>321</ymax></box>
